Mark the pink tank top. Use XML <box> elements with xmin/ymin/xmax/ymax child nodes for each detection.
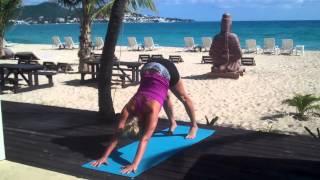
<box><xmin>133</xmin><ymin>72</ymin><xmax>169</xmax><ymax>113</ymax></box>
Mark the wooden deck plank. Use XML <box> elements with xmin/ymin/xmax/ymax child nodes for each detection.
<box><xmin>2</xmin><ymin>101</ymin><xmax>320</xmax><ymax>179</ymax></box>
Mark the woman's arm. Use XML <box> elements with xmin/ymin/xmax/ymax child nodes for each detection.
<box><xmin>121</xmin><ymin>106</ymin><xmax>159</xmax><ymax>174</ymax></box>
<box><xmin>91</xmin><ymin>105</ymin><xmax>130</xmax><ymax>167</ymax></box>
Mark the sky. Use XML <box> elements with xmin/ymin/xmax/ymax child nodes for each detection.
<box><xmin>23</xmin><ymin>0</ymin><xmax>320</xmax><ymax>21</ymax></box>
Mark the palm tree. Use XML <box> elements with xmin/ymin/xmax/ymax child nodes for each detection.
<box><xmin>58</xmin><ymin>0</ymin><xmax>156</xmax><ymax>73</ymax></box>
<box><xmin>58</xmin><ymin>0</ymin><xmax>156</xmax><ymax>121</ymax></box>
<box><xmin>98</xmin><ymin>0</ymin><xmax>156</xmax><ymax>121</ymax></box>
<box><xmin>0</xmin><ymin>0</ymin><xmax>21</xmax><ymax>57</ymax></box>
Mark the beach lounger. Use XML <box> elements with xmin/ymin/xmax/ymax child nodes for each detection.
<box><xmin>52</xmin><ymin>36</ymin><xmax>64</xmax><ymax>49</ymax></box>
<box><xmin>263</xmin><ymin>38</ymin><xmax>279</xmax><ymax>55</ymax></box>
<box><xmin>64</xmin><ymin>36</ymin><xmax>79</xmax><ymax>49</ymax></box>
<box><xmin>201</xmin><ymin>56</ymin><xmax>214</xmax><ymax>64</ymax></box>
<box><xmin>143</xmin><ymin>37</ymin><xmax>159</xmax><ymax>51</ymax></box>
<box><xmin>3</xmin><ymin>39</ymin><xmax>16</xmax><ymax>47</ymax></box>
<box><xmin>169</xmin><ymin>55</ymin><xmax>183</xmax><ymax>63</ymax></box>
<box><xmin>127</xmin><ymin>37</ymin><xmax>142</xmax><ymax>51</ymax></box>
<box><xmin>14</xmin><ymin>52</ymin><xmax>41</xmax><ymax>64</ymax></box>
<box><xmin>241</xmin><ymin>57</ymin><xmax>256</xmax><ymax>66</ymax></box>
<box><xmin>280</xmin><ymin>39</ymin><xmax>295</xmax><ymax>55</ymax></box>
<box><xmin>184</xmin><ymin>37</ymin><xmax>198</xmax><ymax>52</ymax></box>
<box><xmin>151</xmin><ymin>54</ymin><xmax>164</xmax><ymax>60</ymax></box>
<box><xmin>244</xmin><ymin>39</ymin><xmax>261</xmax><ymax>54</ymax></box>
<box><xmin>201</xmin><ymin>37</ymin><xmax>212</xmax><ymax>52</ymax></box>
<box><xmin>94</xmin><ymin>37</ymin><xmax>104</xmax><ymax>50</ymax></box>
<box><xmin>138</xmin><ymin>54</ymin><xmax>150</xmax><ymax>63</ymax></box>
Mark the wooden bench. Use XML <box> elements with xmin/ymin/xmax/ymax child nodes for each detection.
<box><xmin>35</xmin><ymin>70</ymin><xmax>57</xmax><ymax>86</ymax></box>
<box><xmin>138</xmin><ymin>54</ymin><xmax>150</xmax><ymax>63</ymax></box>
<box><xmin>241</xmin><ymin>57</ymin><xmax>256</xmax><ymax>66</ymax></box>
<box><xmin>169</xmin><ymin>55</ymin><xmax>183</xmax><ymax>63</ymax></box>
<box><xmin>201</xmin><ymin>56</ymin><xmax>214</xmax><ymax>64</ymax></box>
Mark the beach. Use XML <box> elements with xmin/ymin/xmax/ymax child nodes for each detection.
<box><xmin>1</xmin><ymin>44</ymin><xmax>320</xmax><ymax>136</ymax></box>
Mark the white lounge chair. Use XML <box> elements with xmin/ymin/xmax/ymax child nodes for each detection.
<box><xmin>263</xmin><ymin>38</ymin><xmax>279</xmax><ymax>55</ymax></box>
<box><xmin>280</xmin><ymin>39</ymin><xmax>295</xmax><ymax>55</ymax></box>
<box><xmin>201</xmin><ymin>37</ymin><xmax>212</xmax><ymax>52</ymax></box>
<box><xmin>244</xmin><ymin>39</ymin><xmax>261</xmax><ymax>54</ymax></box>
<box><xmin>184</xmin><ymin>37</ymin><xmax>198</xmax><ymax>52</ymax></box>
<box><xmin>127</xmin><ymin>37</ymin><xmax>142</xmax><ymax>51</ymax></box>
<box><xmin>94</xmin><ymin>37</ymin><xmax>104</xmax><ymax>50</ymax></box>
<box><xmin>64</xmin><ymin>36</ymin><xmax>79</xmax><ymax>49</ymax></box>
<box><xmin>143</xmin><ymin>37</ymin><xmax>159</xmax><ymax>51</ymax></box>
<box><xmin>3</xmin><ymin>39</ymin><xmax>16</xmax><ymax>47</ymax></box>
<box><xmin>52</xmin><ymin>36</ymin><xmax>64</xmax><ymax>49</ymax></box>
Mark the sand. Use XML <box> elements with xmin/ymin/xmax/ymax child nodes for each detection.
<box><xmin>1</xmin><ymin>44</ymin><xmax>320</xmax><ymax>135</ymax></box>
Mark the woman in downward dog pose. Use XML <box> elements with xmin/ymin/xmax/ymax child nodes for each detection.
<box><xmin>91</xmin><ymin>61</ymin><xmax>197</xmax><ymax>174</ymax></box>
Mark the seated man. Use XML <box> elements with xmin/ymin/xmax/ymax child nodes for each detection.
<box><xmin>209</xmin><ymin>13</ymin><xmax>243</xmax><ymax>74</ymax></box>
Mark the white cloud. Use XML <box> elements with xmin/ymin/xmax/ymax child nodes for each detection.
<box><xmin>157</xmin><ymin>0</ymin><xmax>318</xmax><ymax>8</ymax></box>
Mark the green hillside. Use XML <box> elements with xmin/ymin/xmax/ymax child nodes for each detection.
<box><xmin>16</xmin><ymin>2</ymin><xmax>77</xmax><ymax>21</ymax></box>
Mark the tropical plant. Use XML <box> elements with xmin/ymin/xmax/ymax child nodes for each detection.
<box><xmin>282</xmin><ymin>94</ymin><xmax>320</xmax><ymax>119</ymax></box>
<box><xmin>57</xmin><ymin>0</ymin><xmax>156</xmax><ymax>73</ymax></box>
<box><xmin>304</xmin><ymin>126</ymin><xmax>320</xmax><ymax>139</ymax></box>
<box><xmin>0</xmin><ymin>0</ymin><xmax>21</xmax><ymax>57</ymax></box>
<box><xmin>205</xmin><ymin>115</ymin><xmax>219</xmax><ymax>127</ymax></box>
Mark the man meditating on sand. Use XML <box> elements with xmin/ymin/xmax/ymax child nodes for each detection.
<box><xmin>209</xmin><ymin>13</ymin><xmax>244</xmax><ymax>74</ymax></box>
<box><xmin>91</xmin><ymin>60</ymin><xmax>197</xmax><ymax>174</ymax></box>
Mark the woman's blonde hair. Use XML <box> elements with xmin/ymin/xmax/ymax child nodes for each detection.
<box><xmin>122</xmin><ymin>116</ymin><xmax>141</xmax><ymax>139</ymax></box>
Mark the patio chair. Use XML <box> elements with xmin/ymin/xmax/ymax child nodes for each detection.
<box><xmin>280</xmin><ymin>39</ymin><xmax>295</xmax><ymax>55</ymax></box>
<box><xmin>144</xmin><ymin>37</ymin><xmax>159</xmax><ymax>51</ymax></box>
<box><xmin>263</xmin><ymin>38</ymin><xmax>279</xmax><ymax>55</ymax></box>
<box><xmin>127</xmin><ymin>37</ymin><xmax>142</xmax><ymax>51</ymax></box>
<box><xmin>94</xmin><ymin>37</ymin><xmax>104</xmax><ymax>50</ymax></box>
<box><xmin>52</xmin><ymin>36</ymin><xmax>64</xmax><ymax>49</ymax></box>
<box><xmin>184</xmin><ymin>37</ymin><xmax>198</xmax><ymax>52</ymax></box>
<box><xmin>64</xmin><ymin>36</ymin><xmax>79</xmax><ymax>49</ymax></box>
<box><xmin>201</xmin><ymin>37</ymin><xmax>212</xmax><ymax>52</ymax></box>
<box><xmin>244</xmin><ymin>39</ymin><xmax>261</xmax><ymax>54</ymax></box>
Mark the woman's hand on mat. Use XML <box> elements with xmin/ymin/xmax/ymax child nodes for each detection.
<box><xmin>121</xmin><ymin>164</ymin><xmax>137</xmax><ymax>174</ymax></box>
<box><xmin>91</xmin><ymin>157</ymin><xmax>108</xmax><ymax>167</ymax></box>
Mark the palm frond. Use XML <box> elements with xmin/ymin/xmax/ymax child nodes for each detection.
<box><xmin>128</xmin><ymin>0</ymin><xmax>156</xmax><ymax>12</ymax></box>
<box><xmin>92</xmin><ymin>1</ymin><xmax>114</xmax><ymax>19</ymax></box>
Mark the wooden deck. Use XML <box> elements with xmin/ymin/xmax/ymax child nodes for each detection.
<box><xmin>2</xmin><ymin>100</ymin><xmax>320</xmax><ymax>180</ymax></box>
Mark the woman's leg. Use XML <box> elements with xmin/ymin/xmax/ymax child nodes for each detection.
<box><xmin>163</xmin><ymin>94</ymin><xmax>177</xmax><ymax>133</ymax></box>
<box><xmin>170</xmin><ymin>79</ymin><xmax>198</xmax><ymax>139</ymax></box>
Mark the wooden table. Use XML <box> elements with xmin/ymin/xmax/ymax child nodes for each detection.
<box><xmin>0</xmin><ymin>64</ymin><xmax>43</xmax><ymax>93</ymax></box>
<box><xmin>81</xmin><ymin>60</ymin><xmax>143</xmax><ymax>85</ymax></box>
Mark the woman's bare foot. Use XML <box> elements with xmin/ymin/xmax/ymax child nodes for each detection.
<box><xmin>167</xmin><ymin>122</ymin><xmax>177</xmax><ymax>135</ymax></box>
<box><xmin>186</xmin><ymin>126</ymin><xmax>198</xmax><ymax>139</ymax></box>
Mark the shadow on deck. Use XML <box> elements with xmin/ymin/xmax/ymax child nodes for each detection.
<box><xmin>2</xmin><ymin>101</ymin><xmax>320</xmax><ymax>180</ymax></box>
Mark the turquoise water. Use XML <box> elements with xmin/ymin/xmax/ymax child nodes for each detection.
<box><xmin>5</xmin><ymin>21</ymin><xmax>320</xmax><ymax>50</ymax></box>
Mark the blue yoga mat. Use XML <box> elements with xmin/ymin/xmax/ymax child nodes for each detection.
<box><xmin>82</xmin><ymin>125</ymin><xmax>215</xmax><ymax>178</ymax></box>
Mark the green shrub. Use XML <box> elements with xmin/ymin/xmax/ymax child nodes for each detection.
<box><xmin>282</xmin><ymin>94</ymin><xmax>320</xmax><ymax>119</ymax></box>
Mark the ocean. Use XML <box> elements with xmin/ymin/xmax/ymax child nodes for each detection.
<box><xmin>5</xmin><ymin>21</ymin><xmax>320</xmax><ymax>50</ymax></box>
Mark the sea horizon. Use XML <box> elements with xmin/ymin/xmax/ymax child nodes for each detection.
<box><xmin>6</xmin><ymin>20</ymin><xmax>320</xmax><ymax>50</ymax></box>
